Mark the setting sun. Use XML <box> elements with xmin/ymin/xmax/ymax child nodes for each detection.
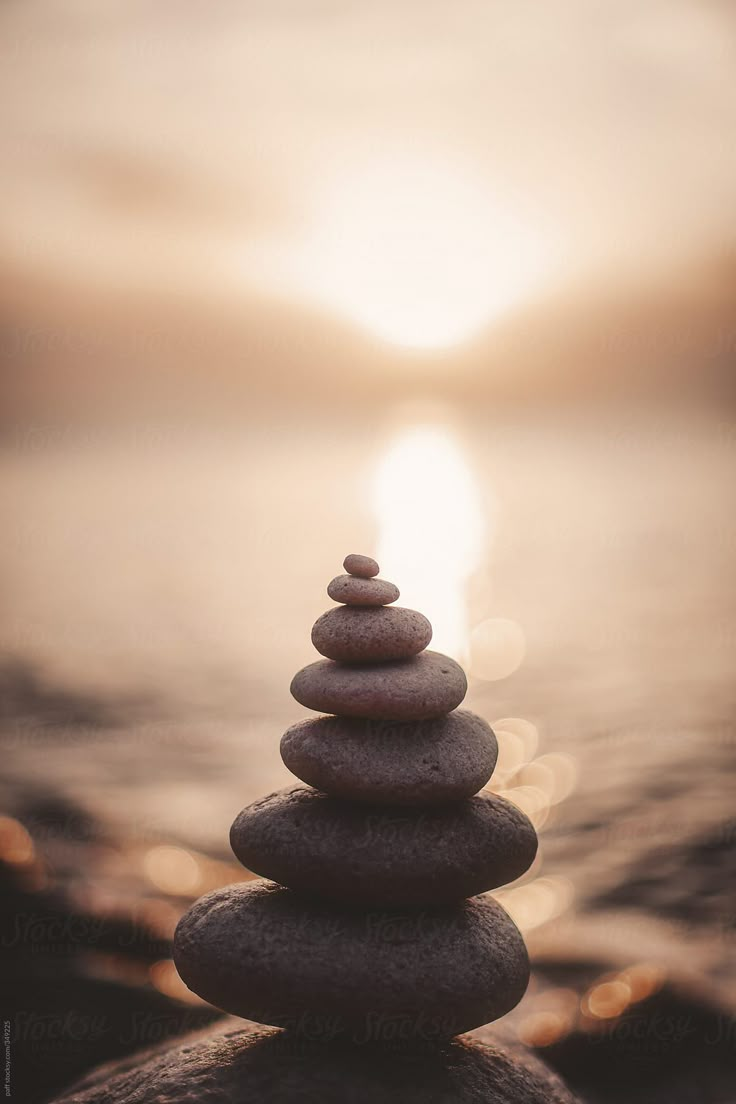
<box><xmin>293</xmin><ymin>155</ymin><xmax>550</xmax><ymax>349</ymax></box>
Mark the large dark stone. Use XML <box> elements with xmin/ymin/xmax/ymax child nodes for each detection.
<box><xmin>280</xmin><ymin>710</ymin><xmax>498</xmax><ymax>806</ymax></box>
<box><xmin>290</xmin><ymin>651</ymin><xmax>467</xmax><ymax>721</ymax></box>
<box><xmin>230</xmin><ymin>786</ymin><xmax>537</xmax><ymax>906</ymax></box>
<box><xmin>53</xmin><ymin>1021</ymin><xmax>581</xmax><ymax>1103</ymax></box>
<box><xmin>173</xmin><ymin>881</ymin><xmax>530</xmax><ymax>1040</ymax></box>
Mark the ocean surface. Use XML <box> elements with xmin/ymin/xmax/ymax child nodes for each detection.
<box><xmin>2</xmin><ymin>402</ymin><xmax>735</xmax><ymax>1101</ymax></box>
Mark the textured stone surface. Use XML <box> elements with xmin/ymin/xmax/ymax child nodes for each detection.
<box><xmin>327</xmin><ymin>574</ymin><xmax>400</xmax><ymax>606</ymax></box>
<box><xmin>343</xmin><ymin>553</ymin><xmax>380</xmax><ymax>578</ymax></box>
<box><xmin>281</xmin><ymin>710</ymin><xmax>498</xmax><ymax>805</ymax></box>
<box><xmin>312</xmin><ymin>605</ymin><xmax>432</xmax><ymax>663</ymax></box>
<box><xmin>291</xmin><ymin>651</ymin><xmax>467</xmax><ymax>720</ymax></box>
<box><xmin>54</xmin><ymin>1021</ymin><xmax>581</xmax><ymax>1103</ymax></box>
<box><xmin>174</xmin><ymin>881</ymin><xmax>529</xmax><ymax>1039</ymax></box>
<box><xmin>231</xmin><ymin>786</ymin><xmax>536</xmax><ymax>906</ymax></box>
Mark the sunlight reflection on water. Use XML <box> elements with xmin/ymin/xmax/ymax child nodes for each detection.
<box><xmin>372</xmin><ymin>421</ymin><xmax>484</xmax><ymax>661</ymax></box>
<box><xmin>372</xmin><ymin>417</ymin><xmax>580</xmax><ymax>932</ymax></box>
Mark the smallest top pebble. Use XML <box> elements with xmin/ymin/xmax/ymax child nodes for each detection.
<box><xmin>343</xmin><ymin>554</ymin><xmax>379</xmax><ymax>578</ymax></box>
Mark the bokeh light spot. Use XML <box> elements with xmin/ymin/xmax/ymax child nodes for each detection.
<box><xmin>0</xmin><ymin>816</ymin><xmax>35</xmax><ymax>865</ymax></box>
<box><xmin>583</xmin><ymin>979</ymin><xmax>632</xmax><ymax>1020</ymax></box>
<box><xmin>494</xmin><ymin>875</ymin><xmax>574</xmax><ymax>931</ymax></box>
<box><xmin>143</xmin><ymin>845</ymin><xmax>201</xmax><ymax>895</ymax></box>
<box><xmin>619</xmin><ymin>963</ymin><xmax>666</xmax><ymax>1002</ymax></box>
<box><xmin>517</xmin><ymin>752</ymin><xmax>578</xmax><ymax>804</ymax></box>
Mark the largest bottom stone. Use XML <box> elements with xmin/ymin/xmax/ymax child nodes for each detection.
<box><xmin>53</xmin><ymin>1023</ymin><xmax>580</xmax><ymax>1103</ymax></box>
<box><xmin>173</xmin><ymin>880</ymin><xmax>529</xmax><ymax>1041</ymax></box>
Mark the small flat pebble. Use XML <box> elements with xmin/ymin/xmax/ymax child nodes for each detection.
<box><xmin>174</xmin><ymin>880</ymin><xmax>530</xmax><ymax>1039</ymax></box>
<box><xmin>343</xmin><ymin>553</ymin><xmax>379</xmax><ymax>578</ymax></box>
<box><xmin>230</xmin><ymin>786</ymin><xmax>537</xmax><ymax>906</ymax></box>
<box><xmin>311</xmin><ymin>605</ymin><xmax>432</xmax><ymax>662</ymax></box>
<box><xmin>281</xmin><ymin>709</ymin><xmax>497</xmax><ymax>805</ymax></box>
<box><xmin>290</xmin><ymin>651</ymin><xmax>466</xmax><ymax>720</ymax></box>
<box><xmin>327</xmin><ymin>575</ymin><xmax>399</xmax><ymax>606</ymax></box>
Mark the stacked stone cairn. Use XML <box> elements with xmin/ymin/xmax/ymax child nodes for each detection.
<box><xmin>174</xmin><ymin>554</ymin><xmax>540</xmax><ymax>1050</ymax></box>
<box><xmin>53</xmin><ymin>555</ymin><xmax>580</xmax><ymax>1103</ymax></box>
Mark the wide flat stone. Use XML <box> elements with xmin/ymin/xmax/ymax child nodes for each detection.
<box><xmin>174</xmin><ymin>881</ymin><xmax>529</xmax><ymax>1040</ymax></box>
<box><xmin>281</xmin><ymin>709</ymin><xmax>497</xmax><ymax>805</ymax></box>
<box><xmin>290</xmin><ymin>651</ymin><xmax>467</xmax><ymax>720</ymax></box>
<box><xmin>327</xmin><ymin>574</ymin><xmax>400</xmax><ymax>606</ymax></box>
<box><xmin>230</xmin><ymin>786</ymin><xmax>537</xmax><ymax>906</ymax></box>
<box><xmin>312</xmin><ymin>605</ymin><xmax>432</xmax><ymax>662</ymax></box>
<box><xmin>53</xmin><ymin>1021</ymin><xmax>581</xmax><ymax>1103</ymax></box>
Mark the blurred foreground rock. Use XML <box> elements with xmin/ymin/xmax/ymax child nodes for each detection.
<box><xmin>53</xmin><ymin>1018</ymin><xmax>579</xmax><ymax>1104</ymax></box>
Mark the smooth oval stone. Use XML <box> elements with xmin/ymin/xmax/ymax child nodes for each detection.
<box><xmin>174</xmin><ymin>880</ymin><xmax>530</xmax><ymax>1039</ymax></box>
<box><xmin>311</xmin><ymin>605</ymin><xmax>432</xmax><ymax>663</ymax></box>
<box><xmin>290</xmin><ymin>651</ymin><xmax>467</xmax><ymax>720</ymax></box>
<box><xmin>55</xmin><ymin>1023</ymin><xmax>581</xmax><ymax>1103</ymax></box>
<box><xmin>280</xmin><ymin>710</ymin><xmax>498</xmax><ymax>806</ymax></box>
<box><xmin>343</xmin><ymin>553</ymin><xmax>379</xmax><ymax>578</ymax></box>
<box><xmin>327</xmin><ymin>574</ymin><xmax>399</xmax><ymax>606</ymax></box>
<box><xmin>231</xmin><ymin>786</ymin><xmax>537</xmax><ymax>906</ymax></box>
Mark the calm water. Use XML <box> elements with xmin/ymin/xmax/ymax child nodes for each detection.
<box><xmin>2</xmin><ymin>404</ymin><xmax>735</xmax><ymax>973</ymax></box>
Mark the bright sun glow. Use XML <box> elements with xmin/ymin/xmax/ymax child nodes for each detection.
<box><xmin>373</xmin><ymin>424</ymin><xmax>485</xmax><ymax>659</ymax></box>
<box><xmin>293</xmin><ymin>155</ymin><xmax>549</xmax><ymax>349</ymax></box>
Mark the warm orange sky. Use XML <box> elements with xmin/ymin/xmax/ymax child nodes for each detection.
<box><xmin>1</xmin><ymin>1</ymin><xmax>735</xmax><ymax>419</ymax></box>
<box><xmin>1</xmin><ymin>2</ymin><xmax>735</xmax><ymax>310</ymax></box>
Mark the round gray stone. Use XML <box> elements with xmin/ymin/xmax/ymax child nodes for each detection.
<box><xmin>230</xmin><ymin>786</ymin><xmax>537</xmax><ymax>906</ymax></box>
<box><xmin>53</xmin><ymin>1021</ymin><xmax>581</xmax><ymax>1103</ymax></box>
<box><xmin>290</xmin><ymin>651</ymin><xmax>467</xmax><ymax>721</ymax></box>
<box><xmin>327</xmin><ymin>574</ymin><xmax>400</xmax><ymax>606</ymax></box>
<box><xmin>173</xmin><ymin>880</ymin><xmax>530</xmax><ymax>1039</ymax></box>
<box><xmin>312</xmin><ymin>605</ymin><xmax>432</xmax><ymax>663</ymax></box>
<box><xmin>343</xmin><ymin>553</ymin><xmax>380</xmax><ymax>578</ymax></box>
<box><xmin>281</xmin><ymin>709</ymin><xmax>497</xmax><ymax>806</ymax></box>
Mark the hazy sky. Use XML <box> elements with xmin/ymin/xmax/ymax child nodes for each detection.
<box><xmin>1</xmin><ymin>0</ymin><xmax>735</xmax><ymax>344</ymax></box>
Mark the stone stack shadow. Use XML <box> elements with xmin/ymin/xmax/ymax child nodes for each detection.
<box><xmin>174</xmin><ymin>554</ymin><xmax>539</xmax><ymax>1046</ymax></box>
